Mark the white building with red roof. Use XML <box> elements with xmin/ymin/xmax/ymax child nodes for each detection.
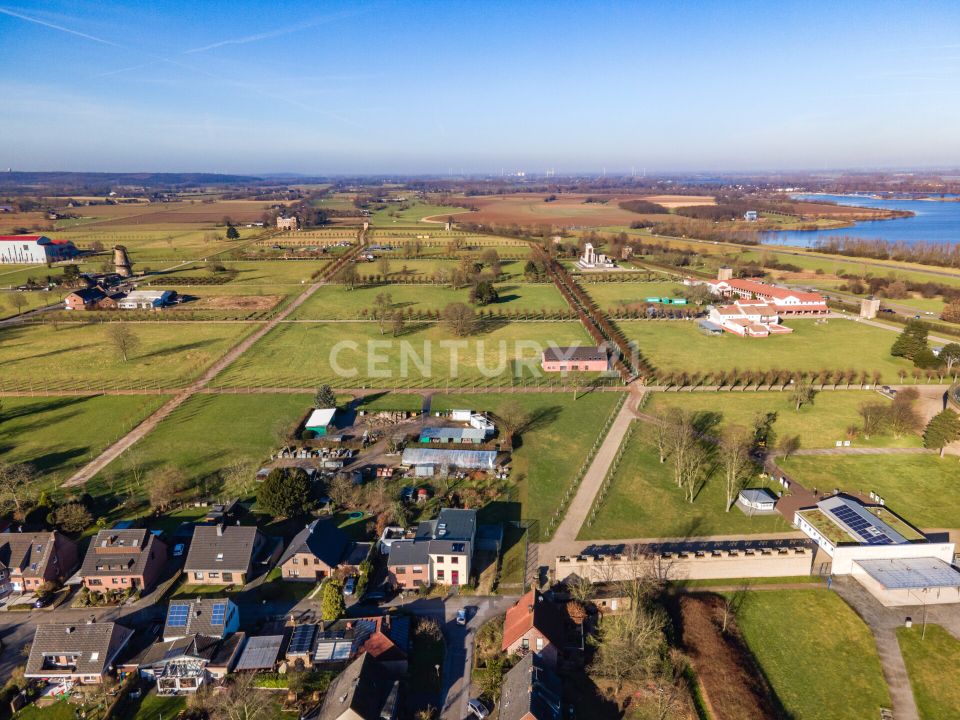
<box><xmin>708</xmin><ymin>299</ymin><xmax>794</xmax><ymax>338</ymax></box>
<box><xmin>705</xmin><ymin>277</ymin><xmax>827</xmax><ymax>316</ymax></box>
<box><xmin>0</xmin><ymin>235</ymin><xmax>78</xmax><ymax>264</ymax></box>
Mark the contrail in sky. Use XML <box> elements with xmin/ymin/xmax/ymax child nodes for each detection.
<box><xmin>0</xmin><ymin>6</ymin><xmax>124</xmax><ymax>47</ymax></box>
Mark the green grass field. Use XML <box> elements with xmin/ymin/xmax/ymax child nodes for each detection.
<box><xmin>646</xmin><ymin>391</ymin><xmax>922</xmax><ymax>449</ymax></box>
<box><xmin>580</xmin><ymin>424</ymin><xmax>790</xmax><ymax>540</ymax></box>
<box><xmin>147</xmin><ymin>259</ymin><xmax>329</xmax><ymax>287</ymax></box>
<box><xmin>736</xmin><ymin>589</ymin><xmax>891</xmax><ymax>720</ymax></box>
<box><xmin>623</xmin><ymin>318</ymin><xmax>914</xmax><ymax>382</ymax></box>
<box><xmin>0</xmin><ymin>395</ymin><xmax>168</xmax><ymax>489</ymax></box>
<box><xmin>89</xmin><ymin>392</ymin><xmax>311</xmax><ymax>507</ymax></box>
<box><xmin>214</xmin><ymin>320</ymin><xmax>594</xmax><ymax>388</ymax></box>
<box><xmin>897</xmin><ymin>624</ymin><xmax>960</xmax><ymax>720</ymax></box>
<box><xmin>291</xmin><ymin>282</ymin><xmax>568</xmax><ymax>320</ymax></box>
<box><xmin>371</xmin><ymin>202</ymin><xmax>471</xmax><ymax>224</ymax></box>
<box><xmin>430</xmin><ymin>392</ymin><xmax>622</xmax><ymax>533</ymax></box>
<box><xmin>780</xmin><ymin>454</ymin><xmax>960</xmax><ymax>528</ymax></box>
<box><xmin>583</xmin><ymin>281</ymin><xmax>690</xmax><ymax>309</ymax></box>
<box><xmin>0</xmin><ymin>321</ymin><xmax>256</xmax><ymax>390</ymax></box>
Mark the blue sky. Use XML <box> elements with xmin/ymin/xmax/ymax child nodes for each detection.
<box><xmin>2</xmin><ymin>0</ymin><xmax>960</xmax><ymax>174</ymax></box>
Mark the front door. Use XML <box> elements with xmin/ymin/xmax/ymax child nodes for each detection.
<box><xmin>451</xmin><ymin>570</ymin><xmax>459</xmax><ymax>586</ymax></box>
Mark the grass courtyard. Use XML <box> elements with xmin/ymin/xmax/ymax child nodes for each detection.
<box><xmin>579</xmin><ymin>423</ymin><xmax>790</xmax><ymax>540</ymax></box>
<box><xmin>583</xmin><ymin>280</ymin><xmax>692</xmax><ymax>309</ymax></box>
<box><xmin>736</xmin><ymin>589</ymin><xmax>891</xmax><ymax>720</ymax></box>
<box><xmin>780</xmin><ymin>454</ymin><xmax>960</xmax><ymax>529</ymax></box>
<box><xmin>0</xmin><ymin>321</ymin><xmax>256</xmax><ymax>391</ymax></box>
<box><xmin>214</xmin><ymin>320</ymin><xmax>595</xmax><ymax>388</ymax></box>
<box><xmin>623</xmin><ymin>318</ymin><xmax>914</xmax><ymax>382</ymax></box>
<box><xmin>897</xmin><ymin>624</ymin><xmax>960</xmax><ymax>720</ymax></box>
<box><xmin>0</xmin><ymin>395</ymin><xmax>168</xmax><ymax>489</ymax></box>
<box><xmin>646</xmin><ymin>391</ymin><xmax>922</xmax><ymax>449</ymax></box>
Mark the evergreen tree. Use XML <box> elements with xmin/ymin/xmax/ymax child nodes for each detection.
<box><xmin>321</xmin><ymin>579</ymin><xmax>346</xmax><ymax>620</ymax></box>
<box><xmin>226</xmin><ymin>225</ymin><xmax>240</xmax><ymax>240</ymax></box>
<box><xmin>890</xmin><ymin>320</ymin><xmax>928</xmax><ymax>360</ymax></box>
<box><xmin>315</xmin><ymin>385</ymin><xmax>337</xmax><ymax>408</ymax></box>
<box><xmin>256</xmin><ymin>467</ymin><xmax>313</xmax><ymax>517</ymax></box>
<box><xmin>469</xmin><ymin>280</ymin><xmax>499</xmax><ymax>306</ymax></box>
<box><xmin>924</xmin><ymin>409</ymin><xmax>960</xmax><ymax>457</ymax></box>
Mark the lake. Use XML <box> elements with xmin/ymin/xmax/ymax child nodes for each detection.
<box><xmin>763</xmin><ymin>193</ymin><xmax>960</xmax><ymax>247</ymax></box>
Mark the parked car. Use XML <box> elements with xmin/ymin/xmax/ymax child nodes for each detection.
<box><xmin>172</xmin><ymin>543</ymin><xmax>185</xmax><ymax>557</ymax></box>
<box><xmin>456</xmin><ymin>608</ymin><xmax>467</xmax><ymax>626</ymax></box>
<box><xmin>34</xmin><ymin>595</ymin><xmax>51</xmax><ymax>609</ymax></box>
<box><xmin>363</xmin><ymin>590</ymin><xmax>386</xmax><ymax>604</ymax></box>
<box><xmin>467</xmin><ymin>699</ymin><xmax>490</xmax><ymax>719</ymax></box>
<box><xmin>344</xmin><ymin>576</ymin><xmax>357</xmax><ymax>596</ymax></box>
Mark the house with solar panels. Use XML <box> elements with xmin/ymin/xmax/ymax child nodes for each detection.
<box><xmin>162</xmin><ymin>598</ymin><xmax>239</xmax><ymax>641</ymax></box>
<box><xmin>794</xmin><ymin>495</ymin><xmax>960</xmax><ymax>606</ymax></box>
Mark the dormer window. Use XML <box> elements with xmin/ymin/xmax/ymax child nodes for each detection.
<box><xmin>216</xmin><ymin>553</ymin><xmax>224</xmax><ymax>561</ymax></box>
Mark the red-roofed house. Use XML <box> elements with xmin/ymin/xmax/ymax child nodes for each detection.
<box><xmin>0</xmin><ymin>236</ymin><xmax>78</xmax><ymax>264</ymax></box>
<box><xmin>501</xmin><ymin>590</ymin><xmax>567</xmax><ymax>667</ymax></box>
<box><xmin>708</xmin><ymin>299</ymin><xmax>794</xmax><ymax>337</ymax></box>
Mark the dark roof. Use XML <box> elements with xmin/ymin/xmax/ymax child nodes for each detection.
<box><xmin>163</xmin><ymin>598</ymin><xmax>236</xmax><ymax>640</ymax></box>
<box><xmin>235</xmin><ymin>635</ymin><xmax>284</xmax><ymax>671</ymax></box>
<box><xmin>137</xmin><ymin>632</ymin><xmax>245</xmax><ymax>669</ymax></box>
<box><xmin>184</xmin><ymin>525</ymin><xmax>262</xmax><ymax>572</ymax></box>
<box><xmin>67</xmin><ymin>287</ymin><xmax>106</xmax><ymax>302</ymax></box>
<box><xmin>26</xmin><ymin>622</ymin><xmax>134</xmax><ymax>677</ymax></box>
<box><xmin>316</xmin><ymin>654</ymin><xmax>399</xmax><ymax>720</ymax></box>
<box><xmin>415</xmin><ymin>508</ymin><xmax>476</xmax><ymax>542</ymax></box>
<box><xmin>499</xmin><ymin>653</ymin><xmax>562</xmax><ymax>720</ymax></box>
<box><xmin>278</xmin><ymin>519</ymin><xmax>350</xmax><ymax>568</ymax></box>
<box><xmin>343</xmin><ymin>542</ymin><xmax>372</xmax><ymax>566</ymax></box>
<box><xmin>385</xmin><ymin>540</ymin><xmax>429</xmax><ymax>567</ymax></box>
<box><xmin>542</xmin><ymin>345</ymin><xmax>607</xmax><ymax>362</ymax></box>
<box><xmin>81</xmin><ymin>529</ymin><xmax>163</xmax><ymax>579</ymax></box>
<box><xmin>0</xmin><ymin>531</ymin><xmax>61</xmax><ymax>579</ymax></box>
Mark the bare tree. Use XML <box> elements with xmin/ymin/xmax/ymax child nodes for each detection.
<box><xmin>778</xmin><ymin>435</ymin><xmax>801</xmax><ymax>460</ymax></box>
<box><xmin>377</xmin><ymin>254</ymin><xmax>391</xmax><ymax>278</ymax></box>
<box><xmin>589</xmin><ymin>601</ymin><xmax>667</xmax><ymax>694</ymax></box>
<box><xmin>720</xmin><ymin>425</ymin><xmax>751</xmax><ymax>512</ymax></box>
<box><xmin>890</xmin><ymin>387</ymin><xmax>922</xmax><ymax>438</ymax></box>
<box><xmin>372</xmin><ymin>291</ymin><xmax>393</xmax><ymax>335</ymax></box>
<box><xmin>495</xmin><ymin>400</ymin><xmax>530</xmax><ymax>450</ymax></box>
<box><xmin>652</xmin><ymin>411</ymin><xmax>675</xmax><ymax>464</ymax></box>
<box><xmin>149</xmin><ymin>466</ymin><xmax>187</xmax><ymax>512</ymax></box>
<box><xmin>219</xmin><ymin>459</ymin><xmax>255</xmax><ymax>499</ymax></box>
<box><xmin>441</xmin><ymin>302</ymin><xmax>476</xmax><ymax>336</ymax></box>
<box><xmin>210</xmin><ymin>672</ymin><xmax>268</xmax><ymax>720</ymax></box>
<box><xmin>6</xmin><ymin>294</ymin><xmax>27</xmax><ymax>316</ymax></box>
<box><xmin>566</xmin><ymin>575</ymin><xmax>596</xmax><ymax>605</ymax></box>
<box><xmin>0</xmin><ymin>463</ymin><xmax>37</xmax><ymax>519</ymax></box>
<box><xmin>106</xmin><ymin>322</ymin><xmax>139</xmax><ymax>362</ymax></box>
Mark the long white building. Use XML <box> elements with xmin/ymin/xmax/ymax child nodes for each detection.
<box><xmin>0</xmin><ymin>235</ymin><xmax>78</xmax><ymax>264</ymax></box>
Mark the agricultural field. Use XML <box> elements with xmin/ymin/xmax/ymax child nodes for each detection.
<box><xmin>779</xmin><ymin>454</ymin><xmax>960</xmax><ymax>529</ymax></box>
<box><xmin>646</xmin><ymin>391</ymin><xmax>923</xmax><ymax>449</ymax></box>
<box><xmin>371</xmin><ymin>202</ymin><xmax>474</xmax><ymax>224</ymax></box>
<box><xmin>0</xmin><ymin>394</ymin><xmax>168</xmax><ymax>489</ymax></box>
<box><xmin>623</xmin><ymin>318</ymin><xmax>915</xmax><ymax>382</ymax></box>
<box><xmin>445</xmin><ymin>193</ymin><xmax>665</xmax><ymax>227</ymax></box>
<box><xmin>897</xmin><ymin>624</ymin><xmax>960</xmax><ymax>720</ymax></box>
<box><xmin>736</xmin><ymin>589</ymin><xmax>891</xmax><ymax>720</ymax></box>
<box><xmin>0</xmin><ymin>321</ymin><xmax>256</xmax><ymax>391</ymax></box>
<box><xmin>214</xmin><ymin>320</ymin><xmax>594</xmax><ymax>388</ymax></box>
<box><xmin>580</xmin><ymin>423</ymin><xmax>791</xmax><ymax>540</ymax></box>
<box><xmin>50</xmin><ymin>228</ymin><xmax>265</xmax><ymax>262</ymax></box>
<box><xmin>430</xmin><ymin>392</ymin><xmax>622</xmax><ymax>533</ymax></box>
<box><xmin>88</xmin><ymin>392</ymin><xmax>311</xmax><ymax>509</ymax></box>
<box><xmin>291</xmin><ymin>282</ymin><xmax>569</xmax><ymax>320</ymax></box>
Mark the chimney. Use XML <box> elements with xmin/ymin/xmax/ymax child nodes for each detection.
<box><xmin>65</xmin><ymin>626</ymin><xmax>74</xmax><ymax>634</ymax></box>
<box><xmin>216</xmin><ymin>524</ymin><xmax>224</xmax><ymax>537</ymax></box>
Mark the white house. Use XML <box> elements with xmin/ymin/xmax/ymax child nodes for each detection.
<box><xmin>0</xmin><ymin>236</ymin><xmax>78</xmax><ymax>264</ymax></box>
<box><xmin>704</xmin><ymin>277</ymin><xmax>828</xmax><ymax>316</ymax></box>
<box><xmin>118</xmin><ymin>290</ymin><xmax>176</xmax><ymax>310</ymax></box>
<box><xmin>708</xmin><ymin>299</ymin><xmax>793</xmax><ymax>338</ymax></box>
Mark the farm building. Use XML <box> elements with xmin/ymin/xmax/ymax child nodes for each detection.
<box><xmin>0</xmin><ymin>235</ymin><xmax>78</xmax><ymax>264</ymax></box>
<box><xmin>419</xmin><ymin>427</ymin><xmax>487</xmax><ymax>444</ymax></box>
<box><xmin>276</xmin><ymin>216</ymin><xmax>299</xmax><ymax>231</ymax></box>
<box><xmin>117</xmin><ymin>289</ymin><xmax>176</xmax><ymax>310</ymax></box>
<box><xmin>541</xmin><ymin>346</ymin><xmax>609</xmax><ymax>373</ymax></box>
<box><xmin>400</xmin><ymin>448</ymin><xmax>498</xmax><ymax>472</ymax></box>
<box><xmin>64</xmin><ymin>287</ymin><xmax>108</xmax><ymax>311</ymax></box>
<box><xmin>305</xmin><ymin>408</ymin><xmax>337</xmax><ymax>436</ymax></box>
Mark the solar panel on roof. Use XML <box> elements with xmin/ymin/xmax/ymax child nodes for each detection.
<box><xmin>167</xmin><ymin>605</ymin><xmax>189</xmax><ymax>627</ymax></box>
<box><xmin>211</xmin><ymin>602</ymin><xmax>227</xmax><ymax>625</ymax></box>
<box><xmin>288</xmin><ymin>624</ymin><xmax>317</xmax><ymax>655</ymax></box>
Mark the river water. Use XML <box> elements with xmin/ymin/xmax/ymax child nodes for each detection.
<box><xmin>762</xmin><ymin>193</ymin><xmax>960</xmax><ymax>247</ymax></box>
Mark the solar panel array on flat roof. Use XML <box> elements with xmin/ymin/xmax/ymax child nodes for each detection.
<box><xmin>167</xmin><ymin>604</ymin><xmax>189</xmax><ymax>627</ymax></box>
<box><xmin>287</xmin><ymin>624</ymin><xmax>317</xmax><ymax>655</ymax></box>
<box><xmin>210</xmin><ymin>602</ymin><xmax>227</xmax><ymax>626</ymax></box>
<box><xmin>828</xmin><ymin>504</ymin><xmax>893</xmax><ymax>545</ymax></box>
<box><xmin>855</xmin><ymin>558</ymin><xmax>960</xmax><ymax>590</ymax></box>
<box><xmin>235</xmin><ymin>635</ymin><xmax>283</xmax><ymax>671</ymax></box>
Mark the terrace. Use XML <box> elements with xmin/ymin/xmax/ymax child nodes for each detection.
<box><xmin>796</xmin><ymin>509</ymin><xmax>854</xmax><ymax>546</ymax></box>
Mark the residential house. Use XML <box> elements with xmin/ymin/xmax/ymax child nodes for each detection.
<box><xmin>315</xmin><ymin>654</ymin><xmax>399</xmax><ymax>720</ymax></box>
<box><xmin>80</xmin><ymin>529</ymin><xmax>167</xmax><ymax>593</ymax></box>
<box><xmin>184</xmin><ymin>524</ymin><xmax>275</xmax><ymax>586</ymax></box>
<box><xmin>541</xmin><ymin>346</ymin><xmax>610</xmax><ymax>373</ymax></box>
<box><xmin>137</xmin><ymin>632</ymin><xmax>246</xmax><ymax>694</ymax></box>
<box><xmin>0</xmin><ymin>531</ymin><xmax>79</xmax><ymax>595</ymax></box>
<box><xmin>25</xmin><ymin>622</ymin><xmax>134</xmax><ymax>685</ymax></box>
<box><xmin>283</xmin><ymin>616</ymin><xmax>409</xmax><ymax>673</ymax></box>
<box><xmin>386</xmin><ymin>508</ymin><xmax>476</xmax><ymax>589</ymax></box>
<box><xmin>499</xmin><ymin>652</ymin><xmax>563</xmax><ymax>720</ymax></box>
<box><xmin>64</xmin><ymin>287</ymin><xmax>107</xmax><ymax>311</ymax></box>
<box><xmin>278</xmin><ymin>519</ymin><xmax>352</xmax><ymax>582</ymax></box>
<box><xmin>502</xmin><ymin>590</ymin><xmax>567</xmax><ymax>667</ymax></box>
<box><xmin>162</xmin><ymin>598</ymin><xmax>240</xmax><ymax>642</ymax></box>
<box><xmin>0</xmin><ymin>236</ymin><xmax>78</xmax><ymax>264</ymax></box>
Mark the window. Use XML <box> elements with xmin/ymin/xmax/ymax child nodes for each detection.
<box><xmin>89</xmin><ymin>652</ymin><xmax>99</xmax><ymax>661</ymax></box>
<box><xmin>412</xmin><ymin>566</ymin><xmax>423</xmax><ymax>574</ymax></box>
<box><xmin>88</xmin><ymin>579</ymin><xmax>102</xmax><ymax>586</ymax></box>
<box><xmin>194</xmin><ymin>572</ymin><xmax>204</xmax><ymax>581</ymax></box>
<box><xmin>521</xmin><ymin>638</ymin><xmax>529</xmax><ymax>650</ymax></box>
<box><xmin>313</xmin><ymin>558</ymin><xmax>320</xmax><ymax>565</ymax></box>
<box><xmin>292</xmin><ymin>557</ymin><xmax>298</xmax><ymax>565</ymax></box>
<box><xmin>395</xmin><ymin>568</ymin><xmax>405</xmax><ymax>575</ymax></box>
<box><xmin>435</xmin><ymin>556</ymin><xmax>444</xmax><ymax>563</ymax></box>
<box><xmin>111</xmin><ymin>578</ymin><xmax>119</xmax><ymax>585</ymax></box>
<box><xmin>216</xmin><ymin>553</ymin><xmax>224</xmax><ymax>562</ymax></box>
<box><xmin>208</xmin><ymin>572</ymin><xmax>219</xmax><ymax>579</ymax></box>
<box><xmin>436</xmin><ymin>570</ymin><xmax>445</xmax><ymax>581</ymax></box>
<box><xmin>536</xmin><ymin>637</ymin><xmax>543</xmax><ymax>651</ymax></box>
<box><xmin>223</xmin><ymin>572</ymin><xmax>234</xmax><ymax>583</ymax></box>
<box><xmin>450</xmin><ymin>556</ymin><xmax>459</xmax><ymax>564</ymax></box>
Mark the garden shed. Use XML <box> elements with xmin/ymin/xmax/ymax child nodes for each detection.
<box><xmin>305</xmin><ymin>408</ymin><xmax>337</xmax><ymax>436</ymax></box>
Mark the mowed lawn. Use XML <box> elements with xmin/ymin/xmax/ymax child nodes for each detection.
<box><xmin>737</xmin><ymin>589</ymin><xmax>891</xmax><ymax>720</ymax></box>
<box><xmin>623</xmin><ymin>319</ymin><xmax>914</xmax><ymax>382</ymax></box>
<box><xmin>215</xmin><ymin>321</ymin><xmax>594</xmax><ymax>387</ymax></box>
<box><xmin>580</xmin><ymin>424</ymin><xmax>790</xmax><ymax>540</ymax></box>
<box><xmin>583</xmin><ymin>281</ymin><xmax>691</xmax><ymax>309</ymax></box>
<box><xmin>292</xmin><ymin>282</ymin><xmax>568</xmax><ymax>320</ymax></box>
<box><xmin>897</xmin><ymin>624</ymin><xmax>960</xmax><ymax>720</ymax></box>
<box><xmin>646</xmin><ymin>391</ymin><xmax>922</xmax><ymax>449</ymax></box>
<box><xmin>90</xmin><ymin>393</ymin><xmax>311</xmax><ymax>502</ymax></box>
<box><xmin>0</xmin><ymin>322</ymin><xmax>256</xmax><ymax>390</ymax></box>
<box><xmin>780</xmin><ymin>454</ymin><xmax>960</xmax><ymax>529</ymax></box>
<box><xmin>430</xmin><ymin>392</ymin><xmax>622</xmax><ymax>534</ymax></box>
<box><xmin>0</xmin><ymin>395</ymin><xmax>168</xmax><ymax>488</ymax></box>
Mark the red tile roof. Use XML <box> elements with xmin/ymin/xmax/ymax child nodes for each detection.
<box><xmin>0</xmin><ymin>235</ymin><xmax>43</xmax><ymax>241</ymax></box>
<box><xmin>501</xmin><ymin>589</ymin><xmax>566</xmax><ymax>651</ymax></box>
<box><xmin>727</xmin><ymin>278</ymin><xmax>824</xmax><ymax>303</ymax></box>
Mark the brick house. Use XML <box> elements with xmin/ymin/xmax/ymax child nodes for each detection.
<box><xmin>501</xmin><ymin>590</ymin><xmax>567</xmax><ymax>667</ymax></box>
<box><xmin>81</xmin><ymin>529</ymin><xmax>168</xmax><ymax>593</ymax></box>
<box><xmin>278</xmin><ymin>519</ymin><xmax>351</xmax><ymax>582</ymax></box>
<box><xmin>25</xmin><ymin>622</ymin><xmax>134</xmax><ymax>685</ymax></box>
<box><xmin>386</xmin><ymin>508</ymin><xmax>476</xmax><ymax>590</ymax></box>
<box><xmin>184</xmin><ymin>525</ymin><xmax>275</xmax><ymax>586</ymax></box>
<box><xmin>540</xmin><ymin>346</ymin><xmax>609</xmax><ymax>373</ymax></box>
<box><xmin>0</xmin><ymin>531</ymin><xmax>79</xmax><ymax>596</ymax></box>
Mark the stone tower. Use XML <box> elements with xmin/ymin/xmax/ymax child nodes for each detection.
<box><xmin>113</xmin><ymin>245</ymin><xmax>133</xmax><ymax>277</ymax></box>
